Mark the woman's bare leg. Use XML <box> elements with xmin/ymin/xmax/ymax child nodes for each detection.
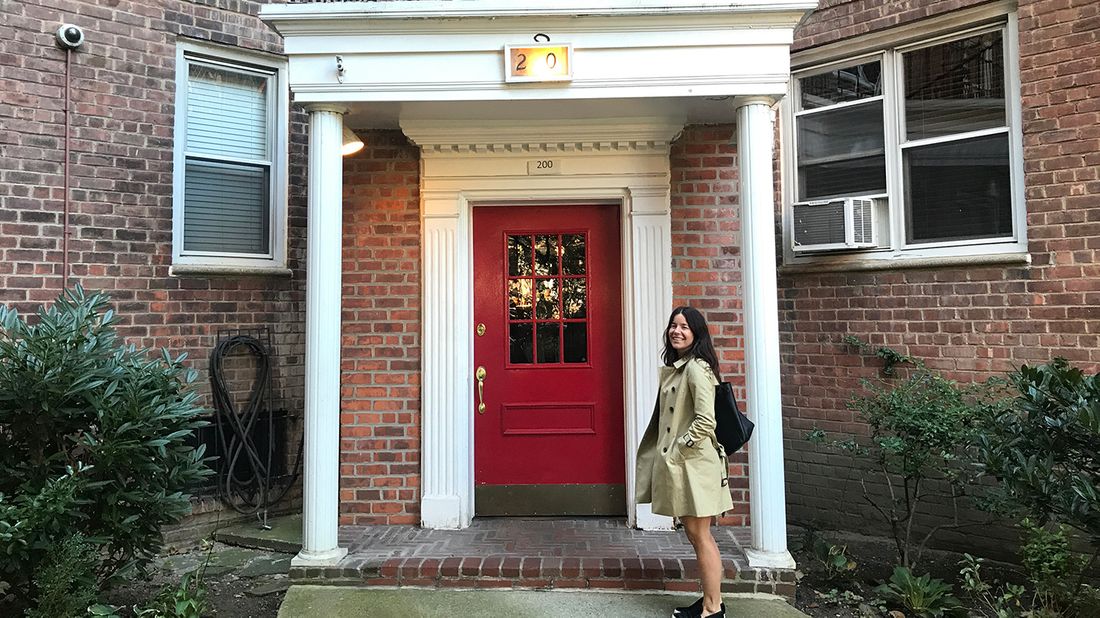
<box><xmin>680</xmin><ymin>515</ymin><xmax>722</xmax><ymax>616</ymax></box>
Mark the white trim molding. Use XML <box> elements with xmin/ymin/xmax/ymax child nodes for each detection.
<box><xmin>259</xmin><ymin>1</ymin><xmax>813</xmax><ymax>111</ymax></box>
<box><xmin>406</xmin><ymin>118</ymin><xmax>683</xmax><ymax>530</ymax></box>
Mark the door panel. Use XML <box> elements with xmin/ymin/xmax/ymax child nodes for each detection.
<box><xmin>473</xmin><ymin>204</ymin><xmax>624</xmax><ymax>515</ymax></box>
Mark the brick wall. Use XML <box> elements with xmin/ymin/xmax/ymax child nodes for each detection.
<box><xmin>669</xmin><ymin>125</ymin><xmax>751</xmax><ymax>526</ymax></box>
<box><xmin>339</xmin><ymin>130</ymin><xmax>422</xmax><ymax>525</ymax></box>
<box><xmin>792</xmin><ymin>0</ymin><xmax>996</xmax><ymax>52</ymax></box>
<box><xmin>781</xmin><ymin>0</ymin><xmax>1100</xmax><ymax>556</ymax></box>
<box><xmin>0</xmin><ymin>0</ymin><xmax>308</xmax><ymax>539</ymax></box>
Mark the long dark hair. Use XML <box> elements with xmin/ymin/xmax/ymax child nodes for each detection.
<box><xmin>661</xmin><ymin>306</ymin><xmax>722</xmax><ymax>381</ymax></box>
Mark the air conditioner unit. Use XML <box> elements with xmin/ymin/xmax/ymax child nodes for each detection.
<box><xmin>792</xmin><ymin>197</ymin><xmax>876</xmax><ymax>252</ymax></box>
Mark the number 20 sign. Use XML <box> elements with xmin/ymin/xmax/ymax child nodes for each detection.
<box><xmin>504</xmin><ymin>44</ymin><xmax>572</xmax><ymax>83</ymax></box>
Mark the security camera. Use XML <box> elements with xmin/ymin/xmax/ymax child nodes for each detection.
<box><xmin>56</xmin><ymin>24</ymin><xmax>84</xmax><ymax>50</ymax></box>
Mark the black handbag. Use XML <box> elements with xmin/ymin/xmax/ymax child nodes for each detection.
<box><xmin>714</xmin><ymin>381</ymin><xmax>754</xmax><ymax>454</ymax></box>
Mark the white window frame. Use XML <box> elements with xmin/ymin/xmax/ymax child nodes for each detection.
<box><xmin>172</xmin><ymin>41</ymin><xmax>289</xmax><ymax>271</ymax></box>
<box><xmin>781</xmin><ymin>13</ymin><xmax>1026</xmax><ymax>268</ymax></box>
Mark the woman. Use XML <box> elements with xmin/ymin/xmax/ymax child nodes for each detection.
<box><xmin>636</xmin><ymin>306</ymin><xmax>732</xmax><ymax>618</ymax></box>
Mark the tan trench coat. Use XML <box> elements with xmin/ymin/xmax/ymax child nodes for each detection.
<box><xmin>635</xmin><ymin>356</ymin><xmax>733</xmax><ymax>518</ymax></box>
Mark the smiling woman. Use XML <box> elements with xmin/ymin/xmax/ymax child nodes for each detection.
<box><xmin>636</xmin><ymin>306</ymin><xmax>732</xmax><ymax>618</ymax></box>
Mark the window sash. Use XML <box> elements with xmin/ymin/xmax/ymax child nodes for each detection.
<box><xmin>180</xmin><ymin>55</ymin><xmax>277</xmax><ymax>259</ymax></box>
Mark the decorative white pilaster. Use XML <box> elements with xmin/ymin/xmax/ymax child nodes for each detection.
<box><xmin>626</xmin><ymin>187</ymin><xmax>675</xmax><ymax>531</ymax></box>
<box><xmin>294</xmin><ymin>105</ymin><xmax>348</xmax><ymax>566</ymax></box>
<box><xmin>738</xmin><ymin>100</ymin><xmax>795</xmax><ymax>569</ymax></box>
<box><xmin>420</xmin><ymin>191</ymin><xmax>472</xmax><ymax>529</ymax></box>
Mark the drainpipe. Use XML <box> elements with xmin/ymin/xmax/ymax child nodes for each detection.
<box><xmin>55</xmin><ymin>24</ymin><xmax>85</xmax><ymax>290</ymax></box>
<box><xmin>62</xmin><ymin>47</ymin><xmax>71</xmax><ymax>290</ymax></box>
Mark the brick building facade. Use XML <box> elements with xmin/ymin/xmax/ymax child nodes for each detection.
<box><xmin>781</xmin><ymin>0</ymin><xmax>1100</xmax><ymax>554</ymax></box>
<box><xmin>2</xmin><ymin>0</ymin><xmax>1096</xmax><ymax>560</ymax></box>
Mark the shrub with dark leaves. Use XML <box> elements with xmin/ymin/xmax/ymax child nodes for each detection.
<box><xmin>0</xmin><ymin>287</ymin><xmax>210</xmax><ymax>613</ymax></box>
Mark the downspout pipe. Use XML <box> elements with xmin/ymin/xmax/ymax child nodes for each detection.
<box><xmin>55</xmin><ymin>23</ymin><xmax>85</xmax><ymax>290</ymax></box>
<box><xmin>63</xmin><ymin>47</ymin><xmax>71</xmax><ymax>291</ymax></box>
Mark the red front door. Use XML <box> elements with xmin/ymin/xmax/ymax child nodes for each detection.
<box><xmin>473</xmin><ymin>204</ymin><xmax>625</xmax><ymax>516</ymax></box>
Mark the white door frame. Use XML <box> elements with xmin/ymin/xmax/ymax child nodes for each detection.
<box><xmin>404</xmin><ymin>118</ymin><xmax>684</xmax><ymax>530</ymax></box>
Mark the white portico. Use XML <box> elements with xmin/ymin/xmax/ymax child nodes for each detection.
<box><xmin>261</xmin><ymin>0</ymin><xmax>814</xmax><ymax>572</ymax></box>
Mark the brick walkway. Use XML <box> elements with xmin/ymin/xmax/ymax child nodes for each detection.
<box><xmin>291</xmin><ymin>518</ymin><xmax>795</xmax><ymax>598</ymax></box>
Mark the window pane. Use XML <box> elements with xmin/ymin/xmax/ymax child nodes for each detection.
<box><xmin>187</xmin><ymin>63</ymin><xmax>269</xmax><ymax>160</ymax></box>
<box><xmin>562</xmin><ymin>234</ymin><xmax>586</xmax><ymax>275</ymax></box>
<box><xmin>183</xmin><ymin>159</ymin><xmax>269</xmax><ymax>254</ymax></box>
<box><xmin>507</xmin><ymin>235</ymin><xmax>532</xmax><ymax>276</ymax></box>
<box><xmin>534</xmin><ymin>235</ymin><xmax>559</xmax><ymax>275</ymax></box>
<box><xmin>797</xmin><ymin>101</ymin><xmax>886</xmax><ymax>200</ymax></box>
<box><xmin>535</xmin><ymin>278</ymin><xmax>559</xmax><ymax>319</ymax></box>
<box><xmin>509</xmin><ymin>323</ymin><xmax>533</xmax><ymax>364</ymax></box>
<box><xmin>563</xmin><ymin>279</ymin><xmax>586</xmax><ymax>319</ymax></box>
<box><xmin>536</xmin><ymin>323</ymin><xmax>560</xmax><ymax>364</ymax></box>
<box><xmin>904</xmin><ymin>31</ymin><xmax>1005</xmax><ymax>140</ymax></box>
<box><xmin>563</xmin><ymin>323</ymin><xmax>588</xmax><ymax>363</ymax></box>
<box><xmin>800</xmin><ymin>60</ymin><xmax>882</xmax><ymax>110</ymax></box>
<box><xmin>905</xmin><ymin>134</ymin><xmax>1012</xmax><ymax>243</ymax></box>
<box><xmin>508</xmin><ymin>279</ymin><xmax>533</xmax><ymax>320</ymax></box>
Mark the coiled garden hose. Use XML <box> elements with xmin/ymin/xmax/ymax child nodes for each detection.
<box><xmin>208</xmin><ymin>334</ymin><xmax>303</xmax><ymax>523</ymax></box>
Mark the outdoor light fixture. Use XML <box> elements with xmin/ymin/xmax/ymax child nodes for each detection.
<box><xmin>341</xmin><ymin>126</ymin><xmax>364</xmax><ymax>156</ymax></box>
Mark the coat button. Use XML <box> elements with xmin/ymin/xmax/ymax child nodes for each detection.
<box><xmin>671</xmin><ymin>386</ymin><xmax>676</xmax><ymax>392</ymax></box>
<box><xmin>666</xmin><ymin>427</ymin><xmax>670</xmax><ymax>432</ymax></box>
<box><xmin>668</xmin><ymin>406</ymin><xmax>674</xmax><ymax>412</ymax></box>
<box><xmin>662</xmin><ymin>447</ymin><xmax>667</xmax><ymax>453</ymax></box>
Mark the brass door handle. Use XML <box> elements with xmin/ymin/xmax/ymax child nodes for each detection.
<box><xmin>475</xmin><ymin>366</ymin><xmax>487</xmax><ymax>414</ymax></box>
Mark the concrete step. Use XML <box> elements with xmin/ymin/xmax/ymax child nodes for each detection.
<box><xmin>278</xmin><ymin>586</ymin><xmax>809</xmax><ymax>618</ymax></box>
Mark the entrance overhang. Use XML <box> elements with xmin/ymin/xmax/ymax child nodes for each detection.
<box><xmin>261</xmin><ymin>0</ymin><xmax>816</xmax><ymax>128</ymax></box>
<box><xmin>263</xmin><ymin>0</ymin><xmax>816</xmax><ymax>572</ymax></box>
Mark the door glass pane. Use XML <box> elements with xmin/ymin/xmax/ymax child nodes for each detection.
<box><xmin>535</xmin><ymin>278</ymin><xmax>559</xmax><ymax>319</ymax></box>
<box><xmin>509</xmin><ymin>323</ymin><xmax>533</xmax><ymax>364</ymax></box>
<box><xmin>536</xmin><ymin>323</ymin><xmax>560</xmax><ymax>364</ymax></box>
<box><xmin>534</xmin><ymin>235</ymin><xmax>559</xmax><ymax>275</ymax></box>
<box><xmin>904</xmin><ymin>133</ymin><xmax>1012</xmax><ymax>243</ymax></box>
<box><xmin>797</xmin><ymin>101</ymin><xmax>886</xmax><ymax>200</ymax></box>
<box><xmin>904</xmin><ymin>31</ymin><xmax>1005</xmax><ymax>141</ymax></box>
<box><xmin>563</xmin><ymin>323</ymin><xmax>587</xmax><ymax>363</ymax></box>
<box><xmin>562</xmin><ymin>279</ymin><xmax>586</xmax><ymax>319</ymax></box>
<box><xmin>507</xmin><ymin>235</ymin><xmax>533</xmax><ymax>276</ymax></box>
<box><xmin>799</xmin><ymin>60</ymin><xmax>882</xmax><ymax>110</ymax></box>
<box><xmin>508</xmin><ymin>279</ymin><xmax>533</xmax><ymax>320</ymax></box>
<box><xmin>562</xmin><ymin>234</ymin><xmax>586</xmax><ymax>275</ymax></box>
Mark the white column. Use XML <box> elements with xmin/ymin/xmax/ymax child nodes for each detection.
<box><xmin>294</xmin><ymin>105</ymin><xmax>348</xmax><ymax>566</ymax></box>
<box><xmin>737</xmin><ymin>100</ymin><xmax>795</xmax><ymax>569</ymax></box>
<box><xmin>626</xmin><ymin>187</ymin><xmax>675</xmax><ymax>531</ymax></box>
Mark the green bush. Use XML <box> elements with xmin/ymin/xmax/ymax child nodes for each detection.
<box><xmin>809</xmin><ymin>339</ymin><xmax>1002</xmax><ymax>569</ymax></box>
<box><xmin>0</xmin><ymin>287</ymin><xmax>211</xmax><ymax>613</ymax></box>
<box><xmin>974</xmin><ymin>359</ymin><xmax>1100</xmax><ymax>546</ymax></box>
<box><xmin>27</xmin><ymin>533</ymin><xmax>99</xmax><ymax>618</ymax></box>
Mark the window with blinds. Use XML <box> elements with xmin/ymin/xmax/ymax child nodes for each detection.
<box><xmin>178</xmin><ymin>55</ymin><xmax>277</xmax><ymax>259</ymax></box>
<box><xmin>785</xmin><ymin>20</ymin><xmax>1024</xmax><ymax>262</ymax></box>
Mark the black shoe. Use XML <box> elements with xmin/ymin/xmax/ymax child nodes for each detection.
<box><xmin>701</xmin><ymin>603</ymin><xmax>726</xmax><ymax>618</ymax></box>
<box><xmin>672</xmin><ymin>597</ymin><xmax>703</xmax><ymax>618</ymax></box>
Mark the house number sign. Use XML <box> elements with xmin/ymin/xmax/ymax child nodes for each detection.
<box><xmin>527</xmin><ymin>159</ymin><xmax>561</xmax><ymax>175</ymax></box>
<box><xmin>504</xmin><ymin>44</ymin><xmax>572</xmax><ymax>83</ymax></box>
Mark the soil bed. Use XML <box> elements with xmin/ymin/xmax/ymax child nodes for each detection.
<box><xmin>103</xmin><ymin>543</ymin><xmax>289</xmax><ymax>618</ymax></box>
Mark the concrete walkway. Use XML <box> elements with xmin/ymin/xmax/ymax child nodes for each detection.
<box><xmin>278</xmin><ymin>586</ymin><xmax>808</xmax><ymax>617</ymax></box>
